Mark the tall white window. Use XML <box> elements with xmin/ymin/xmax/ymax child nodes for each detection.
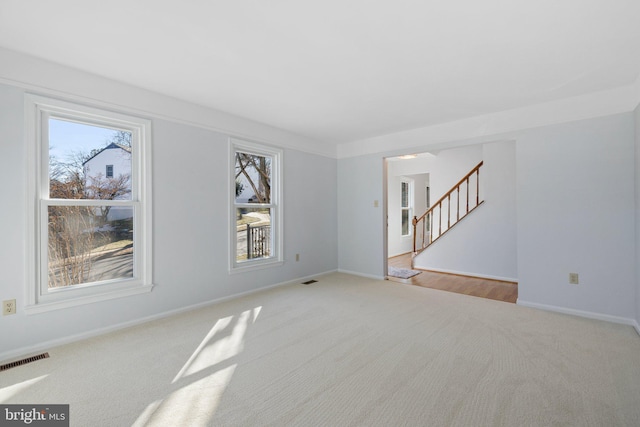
<box><xmin>26</xmin><ymin>95</ymin><xmax>153</xmax><ymax>313</ymax></box>
<box><xmin>230</xmin><ymin>138</ymin><xmax>283</xmax><ymax>272</ymax></box>
<box><xmin>401</xmin><ymin>179</ymin><xmax>413</xmax><ymax>236</ymax></box>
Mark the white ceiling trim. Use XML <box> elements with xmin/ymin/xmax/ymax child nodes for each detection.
<box><xmin>2</xmin><ymin>47</ymin><xmax>638</xmax><ymax>161</ymax></box>
<box><xmin>337</xmin><ymin>84</ymin><xmax>638</xmax><ymax>159</ymax></box>
<box><xmin>0</xmin><ymin>47</ymin><xmax>336</xmax><ymax>158</ymax></box>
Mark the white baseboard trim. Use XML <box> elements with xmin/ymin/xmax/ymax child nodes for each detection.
<box><xmin>633</xmin><ymin>320</ymin><xmax>640</xmax><ymax>337</ymax></box>
<box><xmin>415</xmin><ymin>266</ymin><xmax>517</xmax><ymax>283</ymax></box>
<box><xmin>517</xmin><ymin>299</ymin><xmax>638</xmax><ymax>329</ymax></box>
<box><xmin>337</xmin><ymin>269</ymin><xmax>385</xmax><ymax>281</ymax></box>
<box><xmin>0</xmin><ymin>270</ymin><xmax>336</xmax><ymax>363</ymax></box>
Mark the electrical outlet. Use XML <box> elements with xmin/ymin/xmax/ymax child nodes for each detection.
<box><xmin>3</xmin><ymin>299</ymin><xmax>16</xmax><ymax>315</ymax></box>
<box><xmin>569</xmin><ymin>273</ymin><xmax>579</xmax><ymax>285</ymax></box>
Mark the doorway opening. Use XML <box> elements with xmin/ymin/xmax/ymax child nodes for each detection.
<box><xmin>383</xmin><ymin>148</ymin><xmax>517</xmax><ymax>303</ymax></box>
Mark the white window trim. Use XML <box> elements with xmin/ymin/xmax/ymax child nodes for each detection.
<box><xmin>25</xmin><ymin>94</ymin><xmax>154</xmax><ymax>314</ymax></box>
<box><xmin>229</xmin><ymin>138</ymin><xmax>283</xmax><ymax>273</ymax></box>
<box><xmin>401</xmin><ymin>178</ymin><xmax>413</xmax><ymax>237</ymax></box>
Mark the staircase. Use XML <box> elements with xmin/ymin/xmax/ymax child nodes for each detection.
<box><xmin>412</xmin><ymin>161</ymin><xmax>484</xmax><ymax>259</ymax></box>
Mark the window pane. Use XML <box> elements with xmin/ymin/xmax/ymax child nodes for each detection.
<box><xmin>235</xmin><ymin>152</ymin><xmax>272</xmax><ymax>204</ymax></box>
<box><xmin>401</xmin><ymin>182</ymin><xmax>408</xmax><ymax>208</ymax></box>
<box><xmin>49</xmin><ymin>119</ymin><xmax>132</xmax><ymax>201</ymax></box>
<box><xmin>48</xmin><ymin>205</ymin><xmax>134</xmax><ymax>288</ymax></box>
<box><xmin>401</xmin><ymin>209</ymin><xmax>409</xmax><ymax>236</ymax></box>
<box><xmin>236</xmin><ymin>207</ymin><xmax>272</xmax><ymax>262</ymax></box>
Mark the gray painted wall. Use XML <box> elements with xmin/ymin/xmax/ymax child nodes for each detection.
<box><xmin>337</xmin><ymin>154</ymin><xmax>385</xmax><ymax>278</ymax></box>
<box><xmin>516</xmin><ymin>114</ymin><xmax>635</xmax><ymax>319</ymax></box>
<box><xmin>338</xmin><ymin>114</ymin><xmax>637</xmax><ymax>322</ymax></box>
<box><xmin>636</xmin><ymin>104</ymin><xmax>640</xmax><ymax>328</ymax></box>
<box><xmin>0</xmin><ymin>82</ymin><xmax>338</xmax><ymax>358</ymax></box>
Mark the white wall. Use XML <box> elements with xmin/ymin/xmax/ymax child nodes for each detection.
<box><xmin>0</xmin><ymin>77</ymin><xmax>338</xmax><ymax>359</ymax></box>
<box><xmin>413</xmin><ymin>141</ymin><xmax>517</xmax><ymax>281</ymax></box>
<box><xmin>516</xmin><ymin>114</ymin><xmax>635</xmax><ymax>320</ymax></box>
<box><xmin>427</xmin><ymin>146</ymin><xmax>483</xmax><ymax>204</ymax></box>
<box><xmin>410</xmin><ymin>173</ymin><xmax>429</xmax><ymax>217</ymax></box>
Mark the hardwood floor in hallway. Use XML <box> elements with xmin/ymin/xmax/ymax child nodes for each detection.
<box><xmin>388</xmin><ymin>253</ymin><xmax>518</xmax><ymax>303</ymax></box>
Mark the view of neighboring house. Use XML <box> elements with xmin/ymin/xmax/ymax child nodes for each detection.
<box><xmin>82</xmin><ymin>142</ymin><xmax>133</xmax><ymax>221</ymax></box>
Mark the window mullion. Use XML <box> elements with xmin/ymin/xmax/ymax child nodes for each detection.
<box><xmin>40</xmin><ymin>109</ymin><xmax>51</xmax><ymax>199</ymax></box>
<box><xmin>46</xmin><ymin>199</ymin><xmax>136</xmax><ymax>207</ymax></box>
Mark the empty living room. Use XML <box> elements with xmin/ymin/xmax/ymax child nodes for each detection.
<box><xmin>1</xmin><ymin>1</ymin><xmax>640</xmax><ymax>426</ymax></box>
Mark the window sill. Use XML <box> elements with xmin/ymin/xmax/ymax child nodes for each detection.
<box><xmin>24</xmin><ymin>283</ymin><xmax>154</xmax><ymax>315</ymax></box>
<box><xmin>229</xmin><ymin>259</ymin><xmax>284</xmax><ymax>275</ymax></box>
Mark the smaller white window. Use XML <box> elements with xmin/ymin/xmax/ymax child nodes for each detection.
<box><xmin>401</xmin><ymin>179</ymin><xmax>413</xmax><ymax>237</ymax></box>
<box><xmin>106</xmin><ymin>164</ymin><xmax>114</xmax><ymax>178</ymax></box>
<box><xmin>230</xmin><ymin>138</ymin><xmax>283</xmax><ymax>273</ymax></box>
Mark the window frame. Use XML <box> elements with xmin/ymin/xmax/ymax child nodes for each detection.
<box><xmin>400</xmin><ymin>178</ymin><xmax>413</xmax><ymax>237</ymax></box>
<box><xmin>106</xmin><ymin>164</ymin><xmax>114</xmax><ymax>178</ymax></box>
<box><xmin>25</xmin><ymin>94</ymin><xmax>153</xmax><ymax>314</ymax></box>
<box><xmin>229</xmin><ymin>138</ymin><xmax>283</xmax><ymax>273</ymax></box>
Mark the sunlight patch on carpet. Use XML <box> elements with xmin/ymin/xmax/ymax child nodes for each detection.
<box><xmin>141</xmin><ymin>364</ymin><xmax>237</xmax><ymax>426</ymax></box>
<box><xmin>0</xmin><ymin>375</ymin><xmax>48</xmax><ymax>402</ymax></box>
<box><xmin>173</xmin><ymin>307</ymin><xmax>257</xmax><ymax>383</ymax></box>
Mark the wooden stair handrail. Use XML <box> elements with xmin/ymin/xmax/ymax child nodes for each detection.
<box><xmin>412</xmin><ymin>161</ymin><xmax>484</xmax><ymax>255</ymax></box>
<box><xmin>413</xmin><ymin>161</ymin><xmax>483</xmax><ymax>225</ymax></box>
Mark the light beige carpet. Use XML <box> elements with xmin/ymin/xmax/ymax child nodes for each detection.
<box><xmin>2</xmin><ymin>273</ymin><xmax>640</xmax><ymax>426</ymax></box>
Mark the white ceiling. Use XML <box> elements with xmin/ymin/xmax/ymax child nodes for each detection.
<box><xmin>1</xmin><ymin>0</ymin><xmax>639</xmax><ymax>147</ymax></box>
